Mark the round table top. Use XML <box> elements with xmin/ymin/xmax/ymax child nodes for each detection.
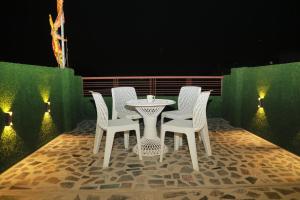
<box><xmin>127</xmin><ymin>99</ymin><xmax>175</xmax><ymax>107</ymax></box>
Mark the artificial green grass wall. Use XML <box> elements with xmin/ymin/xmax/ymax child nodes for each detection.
<box><xmin>222</xmin><ymin>63</ymin><xmax>300</xmax><ymax>155</ymax></box>
<box><xmin>0</xmin><ymin>62</ymin><xmax>84</xmax><ymax>172</ymax></box>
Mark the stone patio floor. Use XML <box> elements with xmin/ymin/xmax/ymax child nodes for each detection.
<box><xmin>0</xmin><ymin>118</ymin><xmax>300</xmax><ymax>200</ymax></box>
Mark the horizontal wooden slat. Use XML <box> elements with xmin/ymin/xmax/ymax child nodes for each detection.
<box><xmin>82</xmin><ymin>76</ymin><xmax>223</xmax><ymax>97</ymax></box>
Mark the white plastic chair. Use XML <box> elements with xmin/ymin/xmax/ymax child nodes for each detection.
<box><xmin>90</xmin><ymin>91</ymin><xmax>142</xmax><ymax>168</ymax></box>
<box><xmin>161</xmin><ymin>86</ymin><xmax>201</xmax><ymax>124</ymax></box>
<box><xmin>160</xmin><ymin>91</ymin><xmax>212</xmax><ymax>171</ymax></box>
<box><xmin>111</xmin><ymin>87</ymin><xmax>142</xmax><ymax>120</ymax></box>
<box><xmin>161</xmin><ymin>86</ymin><xmax>201</xmax><ymax>147</ymax></box>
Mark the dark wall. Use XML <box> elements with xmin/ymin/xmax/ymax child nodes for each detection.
<box><xmin>222</xmin><ymin>62</ymin><xmax>300</xmax><ymax>155</ymax></box>
<box><xmin>0</xmin><ymin>62</ymin><xmax>84</xmax><ymax>172</ymax></box>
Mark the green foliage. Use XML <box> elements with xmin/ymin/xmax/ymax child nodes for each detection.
<box><xmin>222</xmin><ymin>63</ymin><xmax>300</xmax><ymax>155</ymax></box>
<box><xmin>0</xmin><ymin>62</ymin><xmax>85</xmax><ymax>172</ymax></box>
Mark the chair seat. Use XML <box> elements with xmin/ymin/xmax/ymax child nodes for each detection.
<box><xmin>162</xmin><ymin>110</ymin><xmax>192</xmax><ymax>120</ymax></box>
<box><xmin>118</xmin><ymin>111</ymin><xmax>142</xmax><ymax>120</ymax></box>
<box><xmin>108</xmin><ymin>118</ymin><xmax>138</xmax><ymax>129</ymax></box>
<box><xmin>162</xmin><ymin>119</ymin><xmax>197</xmax><ymax>133</ymax></box>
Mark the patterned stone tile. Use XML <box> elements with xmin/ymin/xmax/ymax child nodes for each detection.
<box><xmin>0</xmin><ymin>118</ymin><xmax>299</xmax><ymax>199</ymax></box>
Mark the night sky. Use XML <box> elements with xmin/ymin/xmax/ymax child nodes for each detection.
<box><xmin>2</xmin><ymin>0</ymin><xmax>300</xmax><ymax>76</ymax></box>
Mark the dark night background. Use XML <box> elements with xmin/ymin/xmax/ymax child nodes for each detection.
<box><xmin>1</xmin><ymin>0</ymin><xmax>300</xmax><ymax>76</ymax></box>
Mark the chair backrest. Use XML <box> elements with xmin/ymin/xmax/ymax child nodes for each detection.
<box><xmin>90</xmin><ymin>91</ymin><xmax>109</xmax><ymax>129</ymax></box>
<box><xmin>111</xmin><ymin>87</ymin><xmax>138</xmax><ymax>119</ymax></box>
<box><xmin>178</xmin><ymin>86</ymin><xmax>201</xmax><ymax>113</ymax></box>
<box><xmin>192</xmin><ymin>91</ymin><xmax>211</xmax><ymax>130</ymax></box>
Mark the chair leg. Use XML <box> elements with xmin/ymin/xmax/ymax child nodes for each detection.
<box><xmin>124</xmin><ymin>131</ymin><xmax>129</xmax><ymax>149</ymax></box>
<box><xmin>103</xmin><ymin>130</ymin><xmax>115</xmax><ymax>168</ymax></box>
<box><xmin>112</xmin><ymin>110</ymin><xmax>117</xmax><ymax>120</ymax></box>
<box><xmin>160</xmin><ymin>115</ymin><xmax>165</xmax><ymax>127</ymax></box>
<box><xmin>186</xmin><ymin>132</ymin><xmax>199</xmax><ymax>171</ymax></box>
<box><xmin>134</xmin><ymin>127</ymin><xmax>143</xmax><ymax>160</ymax></box>
<box><xmin>174</xmin><ymin>133</ymin><xmax>180</xmax><ymax>151</ymax></box>
<box><xmin>200</xmin><ymin>122</ymin><xmax>212</xmax><ymax>156</ymax></box>
<box><xmin>160</xmin><ymin>128</ymin><xmax>166</xmax><ymax>162</ymax></box>
<box><xmin>198</xmin><ymin>131</ymin><xmax>202</xmax><ymax>143</ymax></box>
<box><xmin>93</xmin><ymin>125</ymin><xmax>103</xmax><ymax>154</ymax></box>
<box><xmin>179</xmin><ymin>135</ymin><xmax>183</xmax><ymax>147</ymax></box>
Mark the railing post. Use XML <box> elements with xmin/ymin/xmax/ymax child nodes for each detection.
<box><xmin>220</xmin><ymin>78</ymin><xmax>223</xmax><ymax>96</ymax></box>
<box><xmin>149</xmin><ymin>78</ymin><xmax>154</xmax><ymax>95</ymax></box>
<box><xmin>153</xmin><ymin>78</ymin><xmax>156</xmax><ymax>96</ymax></box>
<box><xmin>186</xmin><ymin>78</ymin><xmax>192</xmax><ymax>85</ymax></box>
<box><xmin>113</xmin><ymin>78</ymin><xmax>118</xmax><ymax>87</ymax></box>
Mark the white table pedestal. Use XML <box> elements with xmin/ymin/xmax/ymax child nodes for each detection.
<box><xmin>127</xmin><ymin>99</ymin><xmax>175</xmax><ymax>157</ymax></box>
<box><xmin>133</xmin><ymin>137</ymin><xmax>168</xmax><ymax>157</ymax></box>
<box><xmin>133</xmin><ymin>107</ymin><xmax>168</xmax><ymax>156</ymax></box>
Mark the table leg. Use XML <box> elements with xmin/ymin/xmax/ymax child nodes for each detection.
<box><xmin>132</xmin><ymin>106</ymin><xmax>168</xmax><ymax>156</ymax></box>
<box><xmin>143</xmin><ymin>116</ymin><xmax>158</xmax><ymax>139</ymax></box>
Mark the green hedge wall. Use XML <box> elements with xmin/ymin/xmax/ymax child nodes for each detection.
<box><xmin>0</xmin><ymin>62</ymin><xmax>84</xmax><ymax>172</ymax></box>
<box><xmin>222</xmin><ymin>63</ymin><xmax>300</xmax><ymax>155</ymax></box>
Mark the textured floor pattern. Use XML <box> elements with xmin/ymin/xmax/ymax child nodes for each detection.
<box><xmin>0</xmin><ymin>119</ymin><xmax>300</xmax><ymax>200</ymax></box>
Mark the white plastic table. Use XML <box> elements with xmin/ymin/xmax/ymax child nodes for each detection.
<box><xmin>127</xmin><ymin>99</ymin><xmax>176</xmax><ymax>156</ymax></box>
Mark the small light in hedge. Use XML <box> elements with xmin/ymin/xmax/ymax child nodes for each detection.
<box><xmin>4</xmin><ymin>112</ymin><xmax>13</xmax><ymax>126</ymax></box>
<box><xmin>45</xmin><ymin>102</ymin><xmax>51</xmax><ymax>113</ymax></box>
<box><xmin>258</xmin><ymin>97</ymin><xmax>264</xmax><ymax>108</ymax></box>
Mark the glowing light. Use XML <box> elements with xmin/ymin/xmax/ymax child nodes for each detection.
<box><xmin>256</xmin><ymin>106</ymin><xmax>267</xmax><ymax>126</ymax></box>
<box><xmin>257</xmin><ymin>86</ymin><xmax>267</xmax><ymax>110</ymax></box>
<box><xmin>0</xmin><ymin>93</ymin><xmax>14</xmax><ymax>113</ymax></box>
<box><xmin>4</xmin><ymin>112</ymin><xmax>13</xmax><ymax>126</ymax></box>
<box><xmin>258</xmin><ymin>91</ymin><xmax>266</xmax><ymax>99</ymax></box>
<box><xmin>41</xmin><ymin>91</ymin><xmax>50</xmax><ymax>103</ymax></box>
<box><xmin>258</xmin><ymin>97</ymin><xmax>264</xmax><ymax>108</ymax></box>
<box><xmin>251</xmin><ymin>105</ymin><xmax>269</xmax><ymax>132</ymax></box>
<box><xmin>257</xmin><ymin>107</ymin><xmax>265</xmax><ymax>115</ymax></box>
<box><xmin>251</xmin><ymin>85</ymin><xmax>269</xmax><ymax>130</ymax></box>
<box><xmin>1</xmin><ymin>105</ymin><xmax>11</xmax><ymax>113</ymax></box>
<box><xmin>40</xmin><ymin>112</ymin><xmax>57</xmax><ymax>143</ymax></box>
<box><xmin>257</xmin><ymin>80</ymin><xmax>270</xmax><ymax>99</ymax></box>
<box><xmin>45</xmin><ymin>101</ymin><xmax>51</xmax><ymax>113</ymax></box>
<box><xmin>39</xmin><ymin>84</ymin><xmax>50</xmax><ymax>103</ymax></box>
<box><xmin>1</xmin><ymin>126</ymin><xmax>17</xmax><ymax>152</ymax></box>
